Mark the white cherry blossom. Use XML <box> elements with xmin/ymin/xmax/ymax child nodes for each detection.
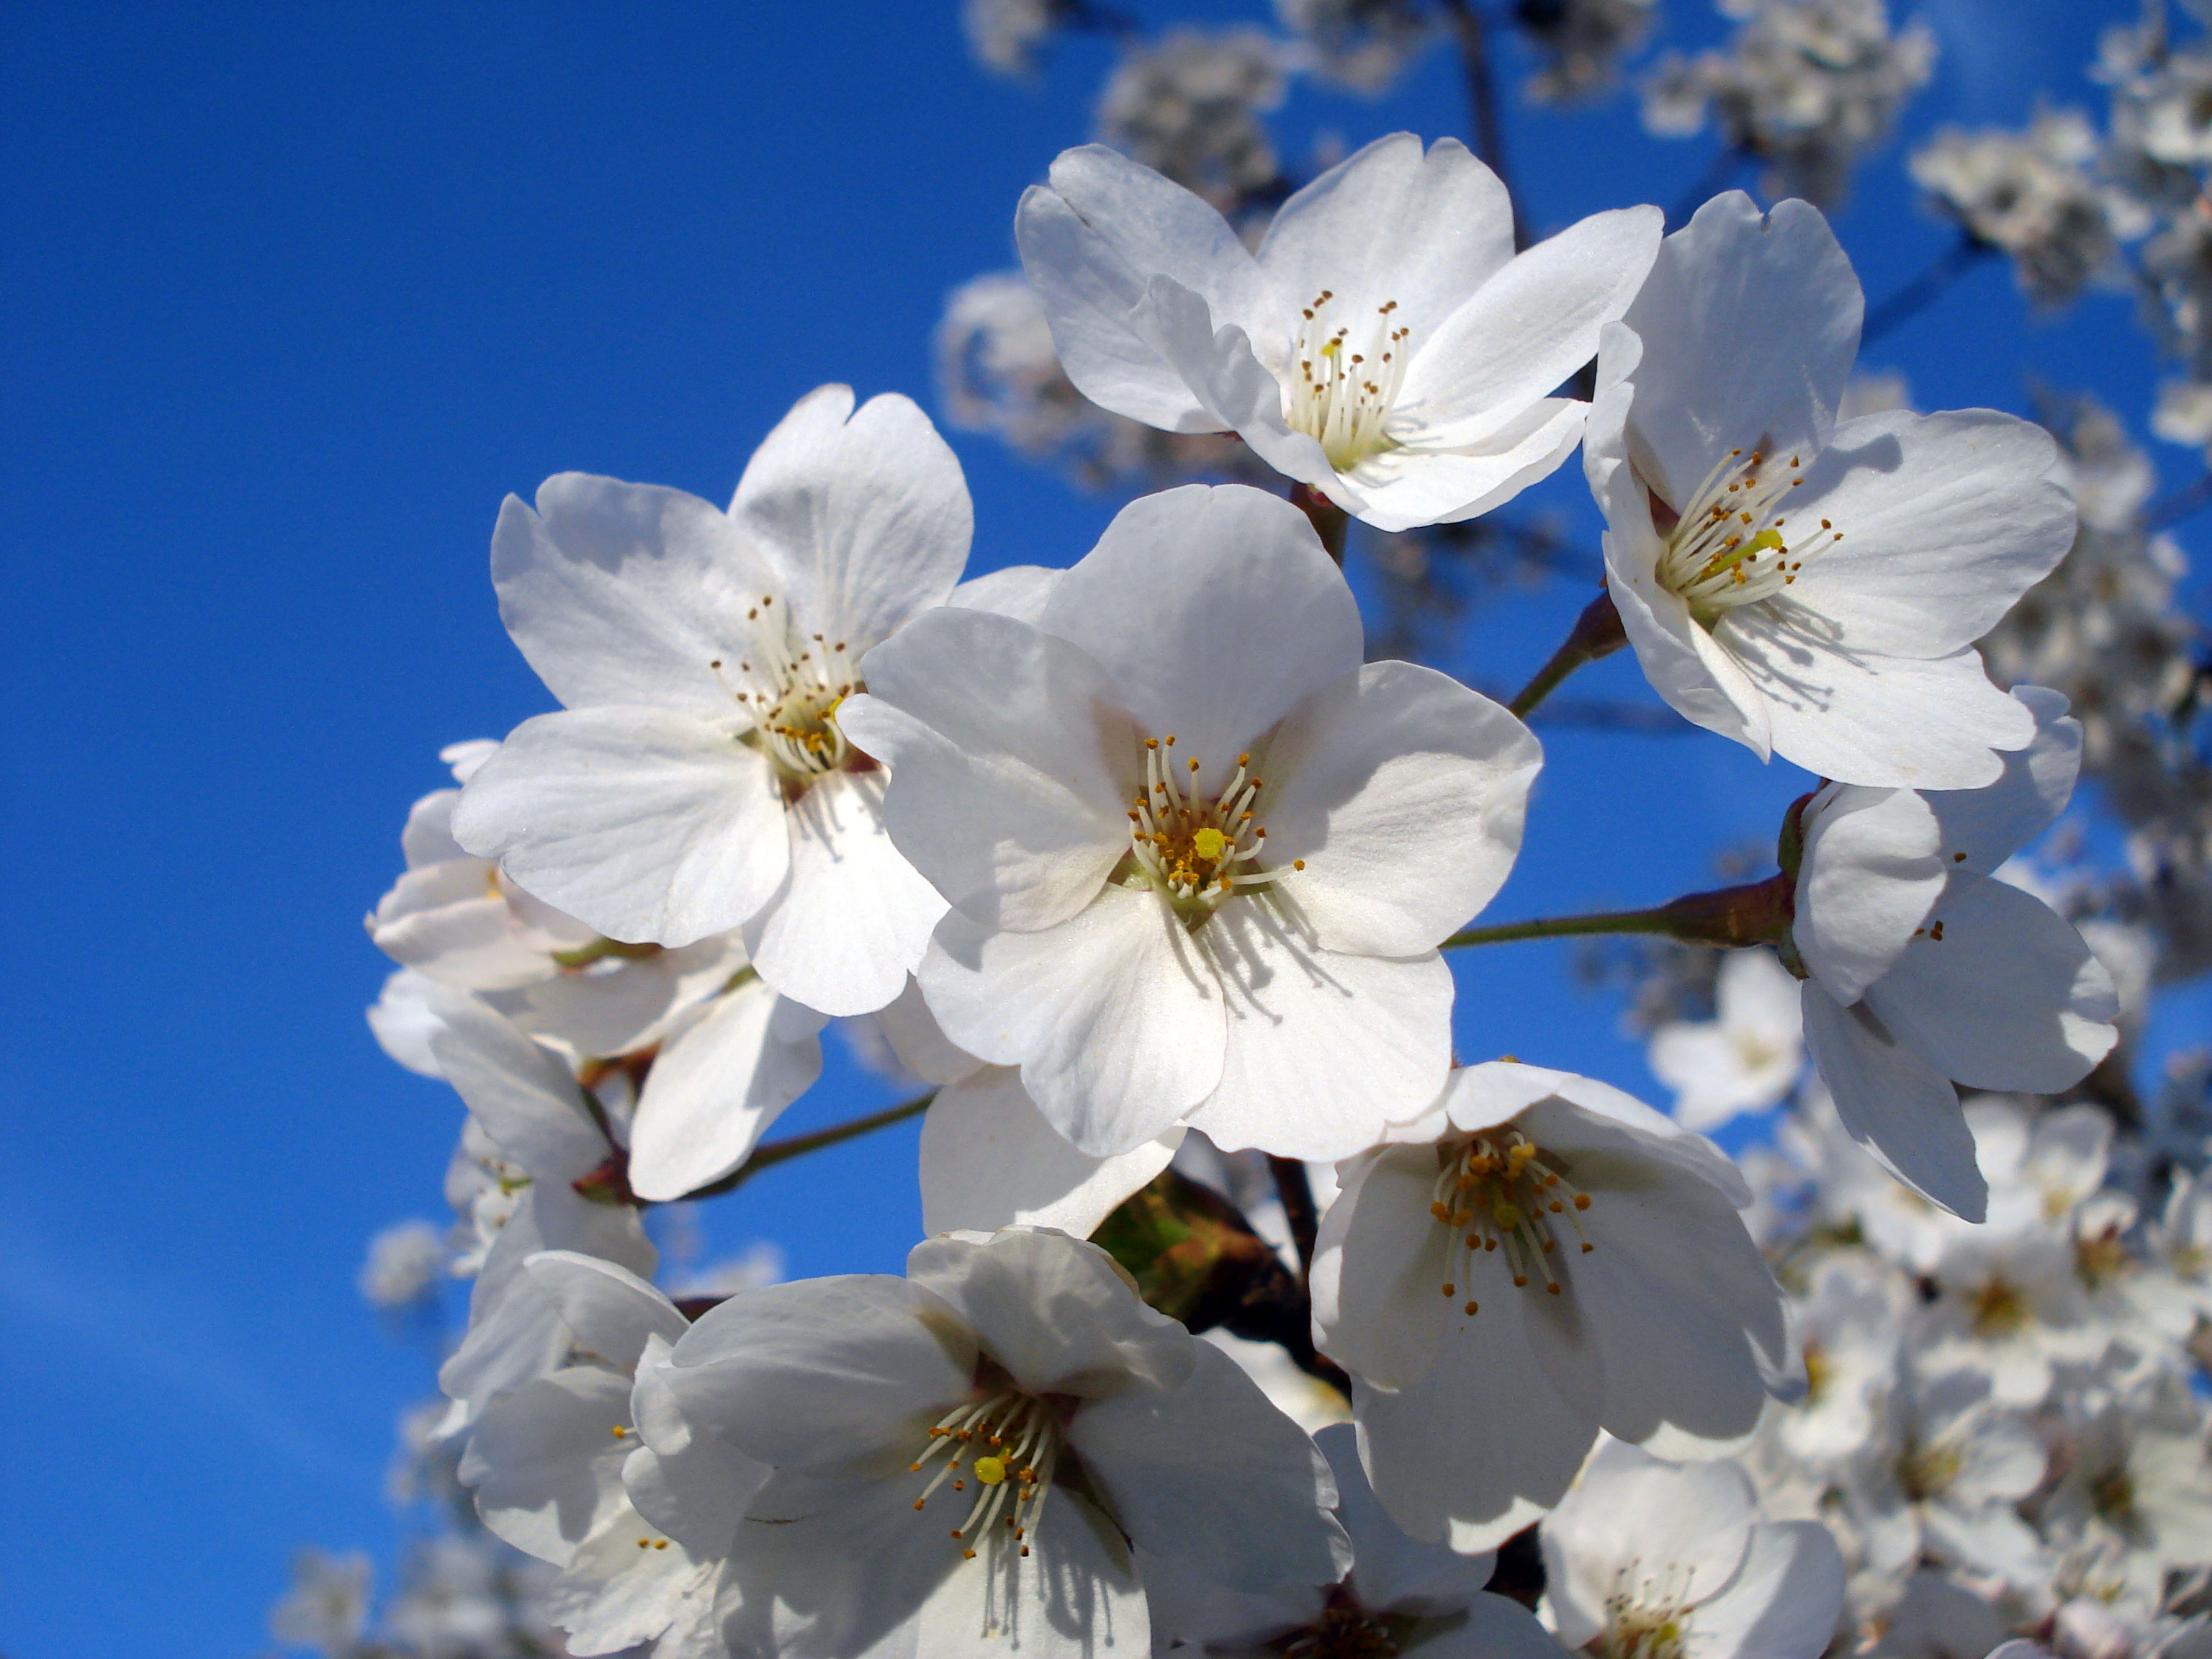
<box><xmin>1791</xmin><ymin>688</ymin><xmax>2121</xmax><ymax>1219</ymax></box>
<box><xmin>840</xmin><ymin>482</ymin><xmax>1542</xmax><ymax>1161</ymax></box>
<box><xmin>456</xmin><ymin>1250</ymin><xmax>744</xmax><ymax>1657</ymax></box>
<box><xmin>1539</xmin><ymin>1438</ymin><xmax>1844</xmax><ymax>1659</ymax></box>
<box><xmin>451</xmin><ymin>384</ymin><xmax>972</xmax><ymax>1017</ymax></box>
<box><xmin>655</xmin><ymin>1226</ymin><xmax>1351</xmax><ymax>1658</ymax></box>
<box><xmin>1587</xmin><ymin>190</ymin><xmax>2075</xmax><ymax>789</ymax></box>
<box><xmin>1143</xmin><ymin>1423</ymin><xmax>1563</xmax><ymax>1658</ymax></box>
<box><xmin>1016</xmin><ymin>132</ymin><xmax>1660</xmax><ymax>530</ymax></box>
<box><xmin>1312</xmin><ymin>1062</ymin><xmax>1795</xmax><ymax>1551</ymax></box>
<box><xmin>1648</xmin><ymin>947</ymin><xmax>1804</xmax><ymax>1131</ymax></box>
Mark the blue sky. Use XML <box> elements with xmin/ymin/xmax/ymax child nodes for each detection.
<box><xmin>2</xmin><ymin>1</ymin><xmax>2196</xmax><ymax>1653</ymax></box>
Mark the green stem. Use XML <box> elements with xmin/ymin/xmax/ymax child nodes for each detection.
<box><xmin>1443</xmin><ymin>908</ymin><xmax>1679</xmax><ymax>950</ymax></box>
<box><xmin>1444</xmin><ymin>873</ymin><xmax>1799</xmax><ymax>953</ymax></box>
<box><xmin>1509</xmin><ymin>588</ymin><xmax>1627</xmax><ymax>719</ymax></box>
<box><xmin>678</xmin><ymin>1089</ymin><xmax>935</xmax><ymax>1202</ymax></box>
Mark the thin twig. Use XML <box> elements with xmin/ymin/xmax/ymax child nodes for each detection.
<box><xmin>2144</xmin><ymin>469</ymin><xmax>2212</xmax><ymax>531</ymax></box>
<box><xmin>1443</xmin><ymin>908</ymin><xmax>1681</xmax><ymax>949</ymax></box>
<box><xmin>1439</xmin><ymin>0</ymin><xmax>1528</xmax><ymax>251</ymax></box>
<box><xmin>1268</xmin><ymin>1155</ymin><xmax>1322</xmax><ymax>1280</ymax></box>
<box><xmin>678</xmin><ymin>1090</ymin><xmax>935</xmax><ymax>1202</ymax></box>
<box><xmin>1862</xmin><ymin>233</ymin><xmax>1995</xmax><ymax>346</ymax></box>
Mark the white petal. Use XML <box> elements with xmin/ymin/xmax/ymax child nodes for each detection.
<box><xmin>1795</xmin><ymin>783</ymin><xmax>1946</xmax><ymax>1002</ymax></box>
<box><xmin>1039</xmin><ymin>484</ymin><xmax>1364</xmax><ymax>777</ymax></box>
<box><xmin>1313</xmin><ymin>1422</ymin><xmax>1496</xmax><ymax>1617</ymax></box>
<box><xmin>369</xmin><ymin>862</ymin><xmax>551</xmax><ymax>989</ymax></box>
<box><xmin>369</xmin><ymin>968</ymin><xmax>456</xmax><ymax>1078</ymax></box>
<box><xmin>666</xmin><ymin>1277</ymin><xmax>975</xmax><ymax>1474</ymax></box>
<box><xmin>906</xmin><ymin>1228</ymin><xmax>1195</xmax><ymax>1398</ymax></box>
<box><xmin>915</xmin><ymin>1487</ymin><xmax>1150</xmax><ymax>1659</ymax></box>
<box><xmin>1345</xmin><ymin>397</ymin><xmax>1590</xmax><ymax>531</ymax></box>
<box><xmin>1683</xmin><ymin>1520</ymin><xmax>1845</xmax><ymax>1659</ymax></box>
<box><xmin>743</xmin><ymin>767</ymin><xmax>948</xmax><ymax>1017</ymax></box>
<box><xmin>1015</xmin><ymin>145</ymin><xmax>1269</xmax><ymax>432</ymax></box>
<box><xmin>543</xmin><ymin>1503</ymin><xmax>716</xmax><ymax>1657</ymax></box>
<box><xmin>1801</xmin><ymin>980</ymin><xmax>1986</xmax><ymax>1220</ymax></box>
<box><xmin>625</xmin><ymin>1336</ymin><xmax>771</xmax><ymax>1555</ymax></box>
<box><xmin>1256</xmin><ymin>134</ymin><xmax>1516</xmax><ymax>344</ymax></box>
<box><xmin>1310</xmin><ymin>1144</ymin><xmax>1454</xmax><ymax>1392</ymax></box>
<box><xmin>1713</xmin><ymin>609</ymin><xmax>2033</xmax><ymax>790</ymax></box>
<box><xmin>1069</xmin><ymin>1341</ymin><xmax>1352</xmax><ymax>1593</ymax></box>
<box><xmin>490</xmin><ymin>474</ymin><xmax>778</xmax><ymax>715</ymax></box>
<box><xmin>1190</xmin><ymin>905</ymin><xmax>1455</xmax><ymax>1161</ymax></box>
<box><xmin>919</xmin><ymin>1069</ymin><xmax>1182</xmax><ymax>1238</ymax></box>
<box><xmin>1395</xmin><ymin>206</ymin><xmax>1662</xmax><ymax>446</ymax></box>
<box><xmin>1861</xmin><ymin>873</ymin><xmax>2119</xmax><ymax>1092</ymax></box>
<box><xmin>627</xmin><ymin>982</ymin><xmax>828</xmax><ymax>1201</ymax></box>
<box><xmin>462</xmin><ymin>1369</ymin><xmax>631</xmax><ymax>1565</ymax></box>
<box><xmin>451</xmin><ymin>706</ymin><xmax>790</xmax><ymax>948</ymax></box>
<box><xmin>842</xmin><ymin>609</ymin><xmax>1131</xmax><ymax>932</ymax></box>
<box><xmin>1617</xmin><ymin>193</ymin><xmax>1860</xmax><ymax>511</ymax></box>
<box><xmin>950</xmin><ymin>564</ymin><xmax>1063</xmax><ymax>624</ymax></box>
<box><xmin>402</xmin><ymin>785</ymin><xmax>469</xmax><ymax>866</ymax></box>
<box><xmin>727</xmin><ymin>385</ymin><xmax>972</xmax><ymax>652</ymax></box>
<box><xmin>426</xmin><ymin>992</ymin><xmax>608</xmax><ymax>1179</ymax></box>
<box><xmin>871</xmin><ymin>974</ymin><xmax>986</xmax><ymax>1087</ymax></box>
<box><xmin>1128</xmin><ymin>274</ymin><xmax>1328</xmax><ymax>486</ymax></box>
<box><xmin>1920</xmin><ymin>685</ymin><xmax>2081</xmax><ymax>873</ymax></box>
<box><xmin>1352</xmin><ymin>1300</ymin><xmax>1600</xmax><ymax>1553</ymax></box>
<box><xmin>1783</xmin><ymin>410</ymin><xmax>2072</xmax><ymax>657</ymax></box>
<box><xmin>523</xmin><ymin>1249</ymin><xmax>686</xmax><ymax>1373</ymax></box>
<box><xmin>922</xmin><ymin>891</ymin><xmax>1226</xmax><ymax>1159</ymax></box>
<box><xmin>1261</xmin><ymin>661</ymin><xmax>1541</xmax><ymax>957</ymax></box>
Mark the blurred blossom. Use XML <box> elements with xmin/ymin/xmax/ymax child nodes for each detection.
<box><xmin>963</xmin><ymin>0</ymin><xmax>1061</xmax><ymax>78</ymax></box>
<box><xmin>1096</xmin><ymin>27</ymin><xmax>1290</xmax><ymax>212</ymax></box>
<box><xmin>1274</xmin><ymin>0</ymin><xmax>1431</xmax><ymax>94</ymax></box>
<box><xmin>1910</xmin><ymin>109</ymin><xmax>2121</xmax><ymax>305</ymax></box>
<box><xmin>1643</xmin><ymin>0</ymin><xmax>1936</xmax><ymax>206</ymax></box>
<box><xmin>1516</xmin><ymin>0</ymin><xmax>1659</xmax><ymax>104</ymax></box>
<box><xmin>1840</xmin><ymin>366</ymin><xmax>1916</xmax><ymax>418</ymax></box>
<box><xmin>269</xmin><ymin>1549</ymin><xmax>372</xmax><ymax>1658</ymax></box>
<box><xmin>358</xmin><ymin>1218</ymin><xmax>449</xmax><ymax>1310</ymax></box>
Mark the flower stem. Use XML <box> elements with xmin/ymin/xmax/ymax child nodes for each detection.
<box><xmin>1290</xmin><ymin>482</ymin><xmax>1350</xmax><ymax>565</ymax></box>
<box><xmin>678</xmin><ymin>1089</ymin><xmax>935</xmax><ymax>1202</ymax></box>
<box><xmin>1444</xmin><ymin>873</ymin><xmax>1797</xmax><ymax>952</ymax></box>
<box><xmin>1508</xmin><ymin>588</ymin><xmax>1627</xmax><ymax>719</ymax></box>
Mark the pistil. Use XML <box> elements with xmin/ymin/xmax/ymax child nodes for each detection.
<box><xmin>908</xmin><ymin>1387</ymin><xmax>1062</xmax><ymax>1564</ymax></box>
<box><xmin>1125</xmin><ymin>736</ymin><xmax>1303</xmax><ymax>920</ymax></box>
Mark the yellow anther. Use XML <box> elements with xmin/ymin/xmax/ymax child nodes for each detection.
<box><xmin>1462</xmin><ymin>1300</ymin><xmax>1478</xmax><ymax>1316</ymax></box>
<box><xmin>1573</xmin><ymin>1193</ymin><xmax>1591</xmax><ymax>1210</ymax></box>
<box><xmin>974</xmin><ymin>1457</ymin><xmax>1008</xmax><ymax>1486</ymax></box>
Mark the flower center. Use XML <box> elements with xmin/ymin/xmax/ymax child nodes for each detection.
<box><xmin>711</xmin><ymin>593</ymin><xmax>861</xmax><ymax>783</ymax></box>
<box><xmin>1899</xmin><ymin>1437</ymin><xmax>1964</xmax><ymax>1501</ymax></box>
<box><xmin>1122</xmin><ymin>736</ymin><xmax>1302</xmax><ymax>922</ymax></box>
<box><xmin>1280</xmin><ymin>1591</ymin><xmax>1405</xmax><ymax>1659</ymax></box>
<box><xmin>1287</xmin><ymin>291</ymin><xmax>1411</xmax><ymax>470</ymax></box>
<box><xmin>1596</xmin><ymin>1560</ymin><xmax>1700</xmax><ymax>1659</ymax></box>
<box><xmin>907</xmin><ymin>1386</ymin><xmax>1064</xmax><ymax>1567</ymax></box>
<box><xmin>1428</xmin><ymin>1128</ymin><xmax>1593</xmax><ymax>1314</ymax></box>
<box><xmin>1653</xmin><ymin>447</ymin><xmax>1843</xmax><ymax>622</ymax></box>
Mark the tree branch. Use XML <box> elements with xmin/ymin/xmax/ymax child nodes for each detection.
<box><xmin>1439</xmin><ymin>0</ymin><xmax>1529</xmax><ymax>251</ymax></box>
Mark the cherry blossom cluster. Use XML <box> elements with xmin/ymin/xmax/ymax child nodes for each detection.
<box><xmin>251</xmin><ymin>95</ymin><xmax>2212</xmax><ymax>1659</ymax></box>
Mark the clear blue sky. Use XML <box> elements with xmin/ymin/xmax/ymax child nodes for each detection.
<box><xmin>1</xmin><ymin>1</ymin><xmax>2187</xmax><ymax>1653</ymax></box>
